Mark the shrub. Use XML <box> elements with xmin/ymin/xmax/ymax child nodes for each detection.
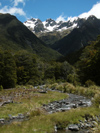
<box><xmin>56</xmin><ymin>84</ymin><xmax>64</xmax><ymax>92</ymax></box>
<box><xmin>93</xmin><ymin>94</ymin><xmax>100</xmax><ymax>108</ymax></box>
<box><xmin>49</xmin><ymin>83</ymin><xmax>58</xmax><ymax>89</ymax></box>
<box><xmin>65</xmin><ymin>83</ymin><xmax>76</xmax><ymax>93</ymax></box>
<box><xmin>30</xmin><ymin>108</ymin><xmax>42</xmax><ymax>117</ymax></box>
<box><xmin>0</xmin><ymin>85</ymin><xmax>3</xmax><ymax>91</ymax></box>
<box><xmin>85</xmin><ymin>80</ymin><xmax>95</xmax><ymax>87</ymax></box>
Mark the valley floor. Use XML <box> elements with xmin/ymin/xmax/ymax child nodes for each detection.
<box><xmin>0</xmin><ymin>83</ymin><xmax>100</xmax><ymax>133</ymax></box>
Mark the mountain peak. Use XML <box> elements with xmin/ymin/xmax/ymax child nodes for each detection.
<box><xmin>30</xmin><ymin>18</ymin><xmax>38</xmax><ymax>21</ymax></box>
<box><xmin>87</xmin><ymin>15</ymin><xmax>97</xmax><ymax>20</ymax></box>
<box><xmin>46</xmin><ymin>18</ymin><xmax>54</xmax><ymax>21</ymax></box>
<box><xmin>45</xmin><ymin>18</ymin><xmax>57</xmax><ymax>27</ymax></box>
<box><xmin>24</xmin><ymin>15</ymin><xmax>98</xmax><ymax>33</ymax></box>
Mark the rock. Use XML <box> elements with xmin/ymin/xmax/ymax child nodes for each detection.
<box><xmin>0</xmin><ymin>118</ymin><xmax>5</xmax><ymax>121</ymax></box>
<box><xmin>54</xmin><ymin>125</ymin><xmax>57</xmax><ymax>132</ymax></box>
<box><xmin>18</xmin><ymin>113</ymin><xmax>25</xmax><ymax>119</ymax></box>
<box><xmin>78</xmin><ymin>100</ymin><xmax>84</xmax><ymax>106</ymax></box>
<box><xmin>0</xmin><ymin>100</ymin><xmax>13</xmax><ymax>107</ymax></box>
<box><xmin>92</xmin><ymin>121</ymin><xmax>98</xmax><ymax>126</ymax></box>
<box><xmin>68</xmin><ymin>124</ymin><xmax>80</xmax><ymax>131</ymax></box>
<box><xmin>12</xmin><ymin>116</ymin><xmax>17</xmax><ymax>119</ymax></box>
<box><xmin>0</xmin><ymin>118</ymin><xmax>5</xmax><ymax>124</ymax></box>
<box><xmin>84</xmin><ymin>123</ymin><xmax>92</xmax><ymax>128</ymax></box>
<box><xmin>8</xmin><ymin>114</ymin><xmax>12</xmax><ymax>119</ymax></box>
<box><xmin>39</xmin><ymin>90</ymin><xmax>47</xmax><ymax>93</ymax></box>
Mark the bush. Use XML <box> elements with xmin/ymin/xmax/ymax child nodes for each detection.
<box><xmin>49</xmin><ymin>83</ymin><xmax>58</xmax><ymax>89</ymax></box>
<box><xmin>30</xmin><ymin>108</ymin><xmax>42</xmax><ymax>117</ymax></box>
<box><xmin>0</xmin><ymin>85</ymin><xmax>3</xmax><ymax>91</ymax></box>
<box><xmin>93</xmin><ymin>94</ymin><xmax>100</xmax><ymax>108</ymax></box>
<box><xmin>65</xmin><ymin>83</ymin><xmax>76</xmax><ymax>93</ymax></box>
<box><xmin>85</xmin><ymin>80</ymin><xmax>95</xmax><ymax>87</ymax></box>
<box><xmin>67</xmin><ymin>74</ymin><xmax>79</xmax><ymax>86</ymax></box>
<box><xmin>56</xmin><ymin>84</ymin><xmax>64</xmax><ymax>92</ymax></box>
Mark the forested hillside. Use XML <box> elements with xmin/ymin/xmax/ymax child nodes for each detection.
<box><xmin>76</xmin><ymin>35</ymin><xmax>100</xmax><ymax>85</ymax></box>
<box><xmin>0</xmin><ymin>14</ymin><xmax>62</xmax><ymax>61</ymax></box>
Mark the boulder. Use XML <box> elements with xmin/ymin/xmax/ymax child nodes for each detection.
<box><xmin>68</xmin><ymin>124</ymin><xmax>79</xmax><ymax>131</ymax></box>
<box><xmin>0</xmin><ymin>118</ymin><xmax>5</xmax><ymax>124</ymax></box>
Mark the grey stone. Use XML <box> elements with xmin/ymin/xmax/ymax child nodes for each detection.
<box><xmin>18</xmin><ymin>114</ymin><xmax>25</xmax><ymax>119</ymax></box>
<box><xmin>68</xmin><ymin>124</ymin><xmax>79</xmax><ymax>131</ymax></box>
<box><xmin>0</xmin><ymin>118</ymin><xmax>5</xmax><ymax>121</ymax></box>
<box><xmin>0</xmin><ymin>119</ymin><xmax>5</xmax><ymax>124</ymax></box>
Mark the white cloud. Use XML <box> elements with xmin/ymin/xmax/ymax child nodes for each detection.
<box><xmin>56</xmin><ymin>14</ymin><xmax>67</xmax><ymax>22</ymax></box>
<box><xmin>0</xmin><ymin>6</ymin><xmax>26</xmax><ymax>16</ymax></box>
<box><xmin>13</xmin><ymin>0</ymin><xmax>25</xmax><ymax>7</ymax></box>
<box><xmin>79</xmin><ymin>2</ymin><xmax>100</xmax><ymax>19</ymax></box>
<box><xmin>0</xmin><ymin>0</ymin><xmax>26</xmax><ymax>17</ymax></box>
<box><xmin>56</xmin><ymin>2</ymin><xmax>100</xmax><ymax>23</ymax></box>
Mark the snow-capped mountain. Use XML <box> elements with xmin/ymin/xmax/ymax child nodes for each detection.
<box><xmin>24</xmin><ymin>16</ymin><xmax>86</xmax><ymax>33</ymax></box>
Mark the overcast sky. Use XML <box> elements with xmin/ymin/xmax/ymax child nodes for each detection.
<box><xmin>0</xmin><ymin>0</ymin><xmax>100</xmax><ymax>22</ymax></box>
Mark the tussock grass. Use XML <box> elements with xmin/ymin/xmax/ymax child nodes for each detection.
<box><xmin>1</xmin><ymin>84</ymin><xmax>100</xmax><ymax>132</ymax></box>
<box><xmin>48</xmin><ymin>82</ymin><xmax>100</xmax><ymax>98</ymax></box>
<box><xmin>0</xmin><ymin>88</ymin><xmax>67</xmax><ymax>118</ymax></box>
<box><xmin>0</xmin><ymin>107</ymin><xmax>100</xmax><ymax>133</ymax></box>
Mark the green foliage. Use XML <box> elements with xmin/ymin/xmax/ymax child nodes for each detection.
<box><xmin>0</xmin><ymin>85</ymin><xmax>3</xmax><ymax>91</ymax></box>
<box><xmin>48</xmin><ymin>82</ymin><xmax>100</xmax><ymax>98</ymax></box>
<box><xmin>0</xmin><ymin>51</ymin><xmax>17</xmax><ymax>88</ymax></box>
<box><xmin>93</xmin><ymin>94</ymin><xmax>100</xmax><ymax>108</ymax></box>
<box><xmin>85</xmin><ymin>80</ymin><xmax>95</xmax><ymax>87</ymax></box>
<box><xmin>0</xmin><ymin>48</ymin><xmax>78</xmax><ymax>88</ymax></box>
<box><xmin>0</xmin><ymin>50</ymin><xmax>4</xmax><ymax>84</ymax></box>
<box><xmin>76</xmin><ymin>35</ymin><xmax>100</xmax><ymax>85</ymax></box>
<box><xmin>15</xmin><ymin>50</ymin><xmax>39</xmax><ymax>85</ymax></box>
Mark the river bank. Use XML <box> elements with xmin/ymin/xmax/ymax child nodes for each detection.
<box><xmin>0</xmin><ymin>84</ymin><xmax>100</xmax><ymax>132</ymax></box>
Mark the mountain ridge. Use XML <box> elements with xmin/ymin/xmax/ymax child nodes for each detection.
<box><xmin>23</xmin><ymin>15</ymin><xmax>100</xmax><ymax>48</ymax></box>
<box><xmin>52</xmin><ymin>15</ymin><xmax>100</xmax><ymax>55</ymax></box>
<box><xmin>24</xmin><ymin>15</ymin><xmax>98</xmax><ymax>34</ymax></box>
<box><xmin>24</xmin><ymin>16</ymin><xmax>81</xmax><ymax>33</ymax></box>
<box><xmin>24</xmin><ymin>15</ymin><xmax>100</xmax><ymax>56</ymax></box>
<box><xmin>0</xmin><ymin>13</ymin><xmax>62</xmax><ymax>61</ymax></box>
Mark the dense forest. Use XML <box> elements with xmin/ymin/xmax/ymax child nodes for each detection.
<box><xmin>0</xmin><ymin>35</ymin><xmax>100</xmax><ymax>89</ymax></box>
<box><xmin>0</xmin><ymin>49</ymin><xmax>78</xmax><ymax>89</ymax></box>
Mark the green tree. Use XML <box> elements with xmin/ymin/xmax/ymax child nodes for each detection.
<box><xmin>2</xmin><ymin>51</ymin><xmax>17</xmax><ymax>88</ymax></box>
<box><xmin>60</xmin><ymin>61</ymin><xmax>73</xmax><ymax>80</ymax></box>
<box><xmin>0</xmin><ymin>50</ymin><xmax>4</xmax><ymax>86</ymax></box>
<box><xmin>15</xmin><ymin>50</ymin><xmax>39</xmax><ymax>85</ymax></box>
<box><xmin>76</xmin><ymin>35</ymin><xmax>100</xmax><ymax>85</ymax></box>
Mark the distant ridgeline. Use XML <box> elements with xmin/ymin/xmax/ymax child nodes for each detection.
<box><xmin>24</xmin><ymin>15</ymin><xmax>100</xmax><ymax>56</ymax></box>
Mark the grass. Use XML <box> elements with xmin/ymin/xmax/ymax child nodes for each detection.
<box><xmin>46</xmin><ymin>82</ymin><xmax>100</xmax><ymax>98</ymax></box>
<box><xmin>1</xmin><ymin>84</ymin><xmax>100</xmax><ymax>132</ymax></box>
<box><xmin>0</xmin><ymin>107</ymin><xmax>100</xmax><ymax>133</ymax></box>
<box><xmin>0</xmin><ymin>87</ymin><xmax>67</xmax><ymax>118</ymax></box>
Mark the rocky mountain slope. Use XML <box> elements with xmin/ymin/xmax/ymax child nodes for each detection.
<box><xmin>24</xmin><ymin>17</ymin><xmax>84</xmax><ymax>33</ymax></box>
<box><xmin>52</xmin><ymin>15</ymin><xmax>100</xmax><ymax>55</ymax></box>
<box><xmin>0</xmin><ymin>13</ymin><xmax>62</xmax><ymax>60</ymax></box>
<box><xmin>24</xmin><ymin>16</ymin><xmax>85</xmax><ymax>45</ymax></box>
<box><xmin>24</xmin><ymin>15</ymin><xmax>100</xmax><ymax>54</ymax></box>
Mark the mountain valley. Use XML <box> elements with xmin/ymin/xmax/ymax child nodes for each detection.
<box><xmin>24</xmin><ymin>15</ymin><xmax>100</xmax><ymax>56</ymax></box>
<box><xmin>1</xmin><ymin>9</ymin><xmax>100</xmax><ymax>133</ymax></box>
